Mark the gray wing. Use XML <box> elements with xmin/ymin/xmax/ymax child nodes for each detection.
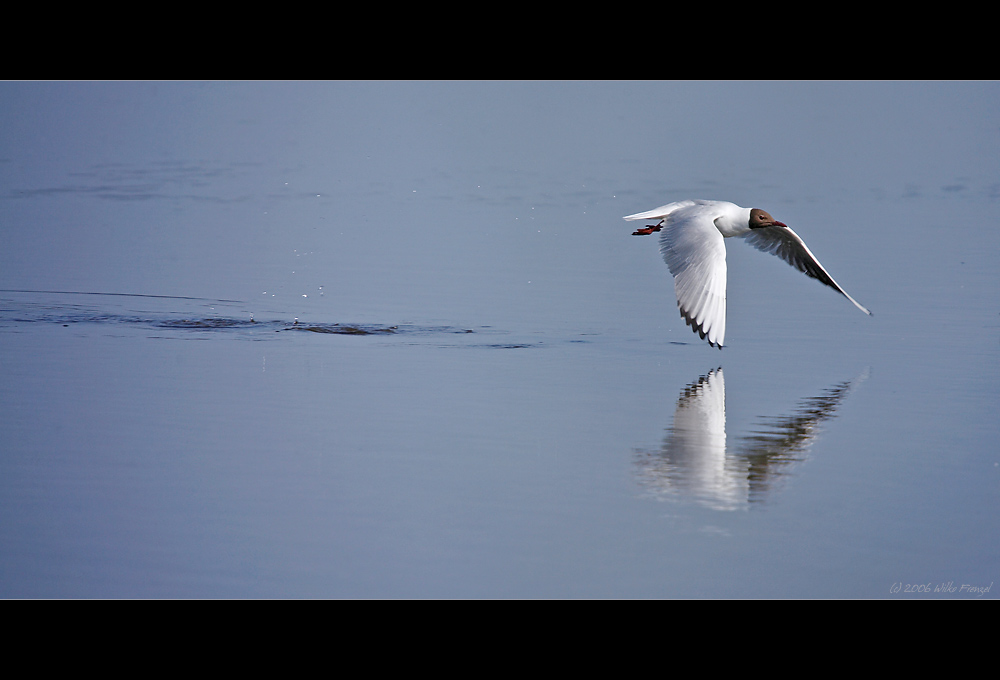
<box><xmin>743</xmin><ymin>226</ymin><xmax>872</xmax><ymax>316</ymax></box>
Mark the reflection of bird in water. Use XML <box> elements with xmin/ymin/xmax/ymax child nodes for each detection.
<box><xmin>634</xmin><ymin>367</ymin><xmax>867</xmax><ymax>510</ymax></box>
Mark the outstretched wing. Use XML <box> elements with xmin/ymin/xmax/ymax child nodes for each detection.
<box><xmin>743</xmin><ymin>226</ymin><xmax>872</xmax><ymax>316</ymax></box>
<box><xmin>661</xmin><ymin>210</ymin><xmax>728</xmax><ymax>348</ymax></box>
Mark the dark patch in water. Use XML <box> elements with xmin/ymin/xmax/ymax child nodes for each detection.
<box><xmin>0</xmin><ymin>291</ymin><xmax>552</xmax><ymax>348</ymax></box>
<box><xmin>157</xmin><ymin>318</ymin><xmax>257</xmax><ymax>329</ymax></box>
<box><xmin>283</xmin><ymin>323</ymin><xmax>398</xmax><ymax>335</ymax></box>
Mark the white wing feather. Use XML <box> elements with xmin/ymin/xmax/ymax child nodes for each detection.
<box><xmin>659</xmin><ymin>209</ymin><xmax>728</xmax><ymax>347</ymax></box>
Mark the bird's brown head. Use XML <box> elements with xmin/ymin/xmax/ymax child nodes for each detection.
<box><xmin>749</xmin><ymin>208</ymin><xmax>787</xmax><ymax>229</ymax></box>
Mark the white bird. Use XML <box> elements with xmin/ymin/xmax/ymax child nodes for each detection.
<box><xmin>625</xmin><ymin>199</ymin><xmax>871</xmax><ymax>348</ymax></box>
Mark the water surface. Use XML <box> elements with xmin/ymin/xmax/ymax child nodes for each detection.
<box><xmin>1</xmin><ymin>82</ymin><xmax>997</xmax><ymax>598</ymax></box>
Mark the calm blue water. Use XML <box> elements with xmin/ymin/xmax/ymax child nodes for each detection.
<box><xmin>1</xmin><ymin>81</ymin><xmax>997</xmax><ymax>598</ymax></box>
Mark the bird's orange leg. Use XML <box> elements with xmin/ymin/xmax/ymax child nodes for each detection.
<box><xmin>631</xmin><ymin>221</ymin><xmax>663</xmax><ymax>236</ymax></box>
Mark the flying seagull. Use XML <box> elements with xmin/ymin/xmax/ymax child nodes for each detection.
<box><xmin>626</xmin><ymin>199</ymin><xmax>871</xmax><ymax>348</ymax></box>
